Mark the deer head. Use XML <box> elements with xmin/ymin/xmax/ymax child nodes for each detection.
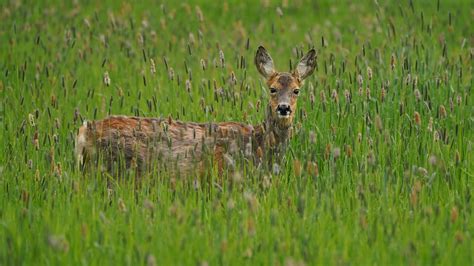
<box><xmin>255</xmin><ymin>46</ymin><xmax>316</xmax><ymax>129</ymax></box>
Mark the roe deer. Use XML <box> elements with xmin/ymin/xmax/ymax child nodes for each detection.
<box><xmin>75</xmin><ymin>46</ymin><xmax>316</xmax><ymax>176</ymax></box>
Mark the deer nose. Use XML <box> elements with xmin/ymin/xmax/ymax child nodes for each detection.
<box><xmin>276</xmin><ymin>104</ymin><xmax>291</xmax><ymax>116</ymax></box>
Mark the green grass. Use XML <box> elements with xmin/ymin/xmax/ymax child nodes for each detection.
<box><xmin>1</xmin><ymin>0</ymin><xmax>473</xmax><ymax>265</ymax></box>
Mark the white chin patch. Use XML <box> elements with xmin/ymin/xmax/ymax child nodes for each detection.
<box><xmin>277</xmin><ymin>114</ymin><xmax>291</xmax><ymax>119</ymax></box>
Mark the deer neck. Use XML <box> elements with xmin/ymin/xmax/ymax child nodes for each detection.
<box><xmin>267</xmin><ymin>121</ymin><xmax>291</xmax><ymax>146</ymax></box>
<box><xmin>259</xmin><ymin>105</ymin><xmax>293</xmax><ymax>150</ymax></box>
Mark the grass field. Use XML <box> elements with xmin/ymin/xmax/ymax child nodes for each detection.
<box><xmin>1</xmin><ymin>0</ymin><xmax>473</xmax><ymax>265</ymax></box>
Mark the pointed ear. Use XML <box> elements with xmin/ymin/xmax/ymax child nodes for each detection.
<box><xmin>294</xmin><ymin>49</ymin><xmax>317</xmax><ymax>80</ymax></box>
<box><xmin>255</xmin><ymin>46</ymin><xmax>275</xmax><ymax>78</ymax></box>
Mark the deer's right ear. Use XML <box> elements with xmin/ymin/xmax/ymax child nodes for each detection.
<box><xmin>255</xmin><ymin>46</ymin><xmax>275</xmax><ymax>78</ymax></box>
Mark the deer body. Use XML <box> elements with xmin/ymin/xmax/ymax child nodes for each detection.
<box><xmin>75</xmin><ymin>46</ymin><xmax>316</xmax><ymax>176</ymax></box>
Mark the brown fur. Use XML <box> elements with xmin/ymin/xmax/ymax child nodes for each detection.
<box><xmin>75</xmin><ymin>46</ymin><xmax>316</xmax><ymax>177</ymax></box>
<box><xmin>76</xmin><ymin>116</ymin><xmax>266</xmax><ymax>175</ymax></box>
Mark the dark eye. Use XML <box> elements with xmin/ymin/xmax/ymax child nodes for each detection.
<box><xmin>270</xmin><ymin>88</ymin><xmax>277</xmax><ymax>94</ymax></box>
<box><xmin>293</xmin><ymin>89</ymin><xmax>300</xmax><ymax>95</ymax></box>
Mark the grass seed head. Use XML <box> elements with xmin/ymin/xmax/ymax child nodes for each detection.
<box><xmin>256</xmin><ymin>100</ymin><xmax>261</xmax><ymax>112</ymax></box>
<box><xmin>219</xmin><ymin>49</ymin><xmax>225</xmax><ymax>67</ymax></box>
<box><xmin>413</xmin><ymin>75</ymin><xmax>418</xmax><ymax>88</ymax></box>
<box><xmin>276</xmin><ymin>7</ymin><xmax>283</xmax><ymax>17</ymax></box>
<box><xmin>33</xmin><ymin>131</ymin><xmax>39</xmax><ymax>150</ymax></box>
<box><xmin>47</xmin><ymin>235</ymin><xmax>69</xmax><ymax>253</ymax></box>
<box><xmin>83</xmin><ymin>18</ymin><xmax>91</xmax><ymax>28</ymax></box>
<box><xmin>200</xmin><ymin>58</ymin><xmax>207</xmax><ymax>70</ymax></box>
<box><xmin>414</xmin><ymin>89</ymin><xmax>421</xmax><ymax>101</ymax></box>
<box><xmin>410</xmin><ymin>189</ymin><xmax>418</xmax><ymax>206</ymax></box>
<box><xmin>381</xmin><ymin>86</ymin><xmax>386</xmax><ymax>102</ymax></box>
<box><xmin>359</xmin><ymin>213</ymin><xmax>368</xmax><ymax>230</ymax></box>
<box><xmin>272</xmin><ymin>163</ymin><xmax>280</xmax><ymax>175</ymax></box>
<box><xmin>244</xmin><ymin>191</ymin><xmax>258</xmax><ymax>213</ymax></box>
<box><xmin>188</xmin><ymin>32</ymin><xmax>195</xmax><ymax>44</ymax></box>
<box><xmin>50</xmin><ymin>94</ymin><xmax>57</xmax><ymax>107</ymax></box>
<box><xmin>137</xmin><ymin>33</ymin><xmax>144</xmax><ymax>46</ymax></box>
<box><xmin>319</xmin><ymin>90</ymin><xmax>326</xmax><ymax>104</ymax></box>
<box><xmin>309</xmin><ymin>131</ymin><xmax>316</xmax><ymax>144</ymax></box>
<box><xmin>306</xmin><ymin>161</ymin><xmax>319</xmax><ymax>177</ymax></box>
<box><xmin>332</xmin><ymin>147</ymin><xmax>341</xmax><ymax>160</ymax></box>
<box><xmin>232</xmin><ymin>171</ymin><xmax>243</xmax><ymax>184</ymax></box>
<box><xmin>80</xmin><ymin>223</ymin><xmax>88</xmax><ymax>238</ymax></box>
<box><xmin>375</xmin><ymin>114</ymin><xmax>383</xmax><ymax>131</ymax></box>
<box><xmin>357</xmin><ymin>74</ymin><xmax>363</xmax><ymax>86</ymax></box>
<box><xmin>256</xmin><ymin>146</ymin><xmax>263</xmax><ymax>159</ymax></box>
<box><xmin>160</xmin><ymin>18</ymin><xmax>166</xmax><ymax>29</ymax></box>
<box><xmin>220</xmin><ymin>239</ymin><xmax>228</xmax><ymax>253</ymax></box>
<box><xmin>55</xmin><ymin>162</ymin><xmax>62</xmax><ymax>178</ymax></box>
<box><xmin>454</xmin><ymin>150</ymin><xmax>461</xmax><ymax>164</ymax></box>
<box><xmin>285</xmin><ymin>257</ymin><xmax>306</xmax><ymax>266</ymax></box>
<box><xmin>456</xmin><ymin>94</ymin><xmax>462</xmax><ymax>106</ymax></box>
<box><xmin>230</xmin><ymin>71</ymin><xmax>237</xmax><ymax>86</ymax></box>
<box><xmin>195</xmin><ymin>6</ymin><xmax>204</xmax><ymax>22</ymax></box>
<box><xmin>227</xmin><ymin>199</ymin><xmax>235</xmax><ymax>210</ymax></box>
<box><xmin>118</xmin><ymin>198</ymin><xmax>128</xmax><ymax>213</ymax></box>
<box><xmin>439</xmin><ymin>105</ymin><xmax>447</xmax><ymax>118</ymax></box>
<box><xmin>331</xmin><ymin>89</ymin><xmax>339</xmax><ymax>103</ymax></box>
<box><xmin>450</xmin><ymin>206</ymin><xmax>459</xmax><ymax>223</ymax></box>
<box><xmin>428</xmin><ymin>155</ymin><xmax>437</xmax><ymax>166</ymax></box>
<box><xmin>246</xmin><ymin>218</ymin><xmax>256</xmax><ymax>236</ymax></box>
<box><xmin>455</xmin><ymin>231</ymin><xmax>464</xmax><ymax>243</ymax></box>
<box><xmin>433</xmin><ymin>131</ymin><xmax>440</xmax><ymax>142</ymax></box>
<box><xmin>324</xmin><ymin>143</ymin><xmax>331</xmax><ymax>160</ymax></box>
<box><xmin>168</xmin><ymin>68</ymin><xmax>174</xmax><ymax>81</ymax></box>
<box><xmin>417</xmin><ymin>167</ymin><xmax>428</xmax><ymax>176</ymax></box>
<box><xmin>405</xmin><ymin>73</ymin><xmax>411</xmax><ymax>87</ymax></box>
<box><xmin>367</xmin><ymin>150</ymin><xmax>375</xmax><ymax>166</ymax></box>
<box><xmin>72</xmin><ymin>180</ymin><xmax>80</xmax><ymax>193</ymax></box>
<box><xmin>365</xmin><ymin>87</ymin><xmax>371</xmax><ymax>99</ymax></box>
<box><xmin>243</xmin><ymin>247</ymin><xmax>253</xmax><ymax>258</ymax></box>
<box><xmin>344</xmin><ymin>89</ymin><xmax>351</xmax><ymax>102</ymax></box>
<box><xmin>21</xmin><ymin>189</ymin><xmax>29</xmax><ymax>205</ymax></box>
<box><xmin>427</xmin><ymin>117</ymin><xmax>433</xmax><ymax>132</ymax></box>
<box><xmin>103</xmin><ymin>71</ymin><xmax>110</xmax><ymax>86</ymax></box>
<box><xmin>390</xmin><ymin>53</ymin><xmax>396</xmax><ymax>70</ymax></box>
<box><xmin>345</xmin><ymin>145</ymin><xmax>353</xmax><ymax>157</ymax></box>
<box><xmin>144</xmin><ymin>199</ymin><xmax>154</xmax><ymax>212</ymax></box>
<box><xmin>150</xmin><ymin>59</ymin><xmax>156</xmax><ymax>74</ymax></box>
<box><xmin>193</xmin><ymin>178</ymin><xmax>200</xmax><ymax>190</ymax></box>
<box><xmin>310</xmin><ymin>91</ymin><xmax>315</xmax><ymax>106</ymax></box>
<box><xmin>224</xmin><ymin>154</ymin><xmax>236</xmax><ymax>170</ymax></box>
<box><xmin>262</xmin><ymin>175</ymin><xmax>272</xmax><ymax>189</ymax></box>
<box><xmin>414</xmin><ymin>111</ymin><xmax>421</xmax><ymax>126</ymax></box>
<box><xmin>185</xmin><ymin>79</ymin><xmax>192</xmax><ymax>92</ymax></box>
<box><xmin>293</xmin><ymin>159</ymin><xmax>301</xmax><ymax>176</ymax></box>
<box><xmin>146</xmin><ymin>254</ymin><xmax>157</xmax><ymax>266</ymax></box>
<box><xmin>367</xmin><ymin>66</ymin><xmax>373</xmax><ymax>80</ymax></box>
<box><xmin>28</xmin><ymin>113</ymin><xmax>36</xmax><ymax>127</ymax></box>
<box><xmin>35</xmin><ymin>169</ymin><xmax>40</xmax><ymax>181</ymax></box>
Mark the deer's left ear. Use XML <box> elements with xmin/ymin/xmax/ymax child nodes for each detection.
<box><xmin>294</xmin><ymin>49</ymin><xmax>317</xmax><ymax>80</ymax></box>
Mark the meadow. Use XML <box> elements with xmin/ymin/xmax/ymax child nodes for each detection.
<box><xmin>0</xmin><ymin>0</ymin><xmax>473</xmax><ymax>265</ymax></box>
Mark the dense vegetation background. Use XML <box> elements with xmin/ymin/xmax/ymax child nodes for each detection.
<box><xmin>1</xmin><ymin>0</ymin><xmax>472</xmax><ymax>265</ymax></box>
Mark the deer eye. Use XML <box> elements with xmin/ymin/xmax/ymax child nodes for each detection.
<box><xmin>293</xmin><ymin>89</ymin><xmax>300</xmax><ymax>95</ymax></box>
<box><xmin>270</xmin><ymin>88</ymin><xmax>277</xmax><ymax>94</ymax></box>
